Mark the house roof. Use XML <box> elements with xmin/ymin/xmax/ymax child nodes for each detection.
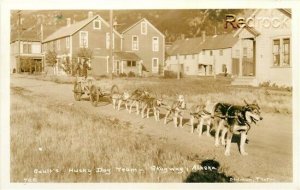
<box><xmin>167</xmin><ymin>33</ymin><xmax>238</xmax><ymax>56</ymax></box>
<box><xmin>202</xmin><ymin>33</ymin><xmax>239</xmax><ymax>50</ymax></box>
<box><xmin>279</xmin><ymin>9</ymin><xmax>292</xmax><ymax>18</ymax></box>
<box><xmin>234</xmin><ymin>9</ymin><xmax>290</xmax><ymax>38</ymax></box>
<box><xmin>114</xmin><ymin>52</ymin><xmax>141</xmax><ymax>61</ymax></box>
<box><xmin>43</xmin><ymin>15</ymin><xmax>122</xmax><ymax>43</ymax></box>
<box><xmin>118</xmin><ymin>18</ymin><xmax>165</xmax><ymax>38</ymax></box>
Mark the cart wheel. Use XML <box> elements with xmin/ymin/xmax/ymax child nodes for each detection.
<box><xmin>90</xmin><ymin>85</ymin><xmax>99</xmax><ymax>107</ymax></box>
<box><xmin>110</xmin><ymin>84</ymin><xmax>119</xmax><ymax>95</ymax></box>
<box><xmin>74</xmin><ymin>82</ymin><xmax>82</xmax><ymax>101</ymax></box>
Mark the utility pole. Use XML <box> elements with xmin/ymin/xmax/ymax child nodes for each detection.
<box><xmin>177</xmin><ymin>54</ymin><xmax>180</xmax><ymax>80</ymax></box>
<box><xmin>109</xmin><ymin>10</ymin><xmax>114</xmax><ymax>80</ymax></box>
<box><xmin>17</xmin><ymin>11</ymin><xmax>21</xmax><ymax>73</ymax></box>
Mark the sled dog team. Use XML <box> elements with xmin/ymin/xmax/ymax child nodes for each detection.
<box><xmin>111</xmin><ymin>88</ymin><xmax>263</xmax><ymax>156</ymax></box>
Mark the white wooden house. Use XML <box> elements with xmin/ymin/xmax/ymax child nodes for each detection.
<box><xmin>232</xmin><ymin>9</ymin><xmax>292</xmax><ymax>86</ymax></box>
<box><xmin>165</xmin><ymin>33</ymin><xmax>240</xmax><ymax>76</ymax></box>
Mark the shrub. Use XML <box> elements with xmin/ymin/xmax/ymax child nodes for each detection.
<box><xmin>128</xmin><ymin>71</ymin><xmax>136</xmax><ymax>78</ymax></box>
<box><xmin>163</xmin><ymin>70</ymin><xmax>178</xmax><ymax>79</ymax></box>
<box><xmin>119</xmin><ymin>73</ymin><xmax>127</xmax><ymax>78</ymax></box>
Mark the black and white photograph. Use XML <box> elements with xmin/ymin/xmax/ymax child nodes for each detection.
<box><xmin>0</xmin><ymin>0</ymin><xmax>299</xmax><ymax>189</ymax></box>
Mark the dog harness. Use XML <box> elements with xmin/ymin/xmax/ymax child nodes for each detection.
<box><xmin>225</xmin><ymin>105</ymin><xmax>251</xmax><ymax>134</ymax></box>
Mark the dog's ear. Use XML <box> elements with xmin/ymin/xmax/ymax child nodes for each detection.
<box><xmin>244</xmin><ymin>100</ymin><xmax>249</xmax><ymax>105</ymax></box>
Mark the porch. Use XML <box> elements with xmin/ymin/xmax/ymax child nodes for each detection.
<box><xmin>231</xmin><ymin>28</ymin><xmax>260</xmax><ymax>86</ymax></box>
<box><xmin>113</xmin><ymin>52</ymin><xmax>142</xmax><ymax>76</ymax></box>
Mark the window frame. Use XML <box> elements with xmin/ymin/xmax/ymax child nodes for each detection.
<box><xmin>219</xmin><ymin>49</ymin><xmax>223</xmax><ymax>56</ymax></box>
<box><xmin>79</xmin><ymin>31</ymin><xmax>88</xmax><ymax>48</ymax></box>
<box><xmin>132</xmin><ymin>35</ymin><xmax>139</xmax><ymax>51</ymax></box>
<box><xmin>152</xmin><ymin>37</ymin><xmax>159</xmax><ymax>52</ymax></box>
<box><xmin>141</xmin><ymin>21</ymin><xmax>147</xmax><ymax>35</ymax></box>
<box><xmin>152</xmin><ymin>58</ymin><xmax>159</xmax><ymax>73</ymax></box>
<box><xmin>93</xmin><ymin>20</ymin><xmax>101</xmax><ymax>30</ymax></box>
<box><xmin>272</xmin><ymin>37</ymin><xmax>291</xmax><ymax>67</ymax></box>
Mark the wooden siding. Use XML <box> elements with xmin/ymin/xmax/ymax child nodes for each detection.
<box><xmin>122</xmin><ymin>20</ymin><xmax>164</xmax><ymax>75</ymax></box>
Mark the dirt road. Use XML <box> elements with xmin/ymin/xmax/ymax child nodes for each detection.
<box><xmin>10</xmin><ymin>76</ymin><xmax>293</xmax><ymax>182</ymax></box>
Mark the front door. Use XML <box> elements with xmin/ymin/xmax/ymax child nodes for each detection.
<box><xmin>242</xmin><ymin>39</ymin><xmax>255</xmax><ymax>76</ymax></box>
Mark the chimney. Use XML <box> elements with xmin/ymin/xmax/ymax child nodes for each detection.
<box><xmin>113</xmin><ymin>17</ymin><xmax>118</xmax><ymax>29</ymax></box>
<box><xmin>88</xmin><ymin>11</ymin><xmax>93</xmax><ymax>19</ymax></box>
<box><xmin>202</xmin><ymin>31</ymin><xmax>206</xmax><ymax>42</ymax></box>
<box><xmin>66</xmin><ymin>18</ymin><xmax>71</xmax><ymax>27</ymax></box>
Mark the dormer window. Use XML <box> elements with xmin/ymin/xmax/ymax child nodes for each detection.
<box><xmin>141</xmin><ymin>21</ymin><xmax>147</xmax><ymax>35</ymax></box>
<box><xmin>93</xmin><ymin>20</ymin><xmax>101</xmax><ymax>30</ymax></box>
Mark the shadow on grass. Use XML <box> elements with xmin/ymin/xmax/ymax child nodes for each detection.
<box><xmin>184</xmin><ymin>159</ymin><xmax>233</xmax><ymax>183</ymax></box>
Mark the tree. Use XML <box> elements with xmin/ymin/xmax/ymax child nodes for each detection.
<box><xmin>45</xmin><ymin>50</ymin><xmax>57</xmax><ymax>67</ymax></box>
<box><xmin>45</xmin><ymin>50</ymin><xmax>57</xmax><ymax>74</ymax></box>
<box><xmin>76</xmin><ymin>47</ymin><xmax>93</xmax><ymax>60</ymax></box>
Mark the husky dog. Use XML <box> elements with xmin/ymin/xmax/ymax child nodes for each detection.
<box><xmin>111</xmin><ymin>91</ymin><xmax>130</xmax><ymax>111</ymax></box>
<box><xmin>212</xmin><ymin>103</ymin><xmax>233</xmax><ymax>147</ymax></box>
<box><xmin>189</xmin><ymin>104</ymin><xmax>206</xmax><ymax>133</ymax></box>
<box><xmin>192</xmin><ymin>100</ymin><xmax>218</xmax><ymax>137</ymax></box>
<box><xmin>141</xmin><ymin>97</ymin><xmax>163</xmax><ymax>121</ymax></box>
<box><xmin>128</xmin><ymin>89</ymin><xmax>150</xmax><ymax>115</ymax></box>
<box><xmin>214</xmin><ymin>100</ymin><xmax>263</xmax><ymax>156</ymax></box>
<box><xmin>164</xmin><ymin>95</ymin><xmax>186</xmax><ymax>128</ymax></box>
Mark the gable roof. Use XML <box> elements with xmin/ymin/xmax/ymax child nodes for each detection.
<box><xmin>167</xmin><ymin>33</ymin><xmax>238</xmax><ymax>56</ymax></box>
<box><xmin>119</xmin><ymin>18</ymin><xmax>165</xmax><ymax>38</ymax></box>
<box><xmin>43</xmin><ymin>15</ymin><xmax>122</xmax><ymax>43</ymax></box>
<box><xmin>234</xmin><ymin>9</ymin><xmax>290</xmax><ymax>37</ymax></box>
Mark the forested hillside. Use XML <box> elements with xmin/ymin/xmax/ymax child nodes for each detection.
<box><xmin>11</xmin><ymin>9</ymin><xmax>247</xmax><ymax>42</ymax></box>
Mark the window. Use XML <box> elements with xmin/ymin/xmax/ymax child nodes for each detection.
<box><xmin>132</xmin><ymin>35</ymin><xmax>139</xmax><ymax>50</ymax></box>
<box><xmin>222</xmin><ymin>64</ymin><xmax>227</xmax><ymax>73</ymax></box>
<box><xmin>152</xmin><ymin>58</ymin><xmax>159</xmax><ymax>73</ymax></box>
<box><xmin>57</xmin><ymin>39</ymin><xmax>60</xmax><ymax>51</ymax></box>
<box><xmin>283</xmin><ymin>38</ymin><xmax>290</xmax><ymax>66</ymax></box>
<box><xmin>93</xmin><ymin>20</ymin><xmax>101</xmax><ymax>29</ymax></box>
<box><xmin>219</xmin><ymin>49</ymin><xmax>223</xmax><ymax>56</ymax></box>
<box><xmin>106</xmin><ymin>33</ymin><xmax>115</xmax><ymax>49</ymax></box>
<box><xmin>273</xmin><ymin>38</ymin><xmax>290</xmax><ymax>67</ymax></box>
<box><xmin>141</xmin><ymin>22</ymin><xmax>147</xmax><ymax>35</ymax></box>
<box><xmin>79</xmin><ymin>31</ymin><xmax>88</xmax><ymax>48</ymax></box>
<box><xmin>152</xmin><ymin>37</ymin><xmax>159</xmax><ymax>51</ymax></box>
<box><xmin>127</xmin><ymin>61</ymin><xmax>136</xmax><ymax>67</ymax></box>
<box><xmin>210</xmin><ymin>50</ymin><xmax>213</xmax><ymax>56</ymax></box>
<box><xmin>23</xmin><ymin>43</ymin><xmax>32</xmax><ymax>54</ymax></box>
<box><xmin>66</xmin><ymin>37</ymin><xmax>70</xmax><ymax>49</ymax></box>
<box><xmin>243</xmin><ymin>47</ymin><xmax>247</xmax><ymax>57</ymax></box>
<box><xmin>198</xmin><ymin>64</ymin><xmax>203</xmax><ymax>70</ymax></box>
